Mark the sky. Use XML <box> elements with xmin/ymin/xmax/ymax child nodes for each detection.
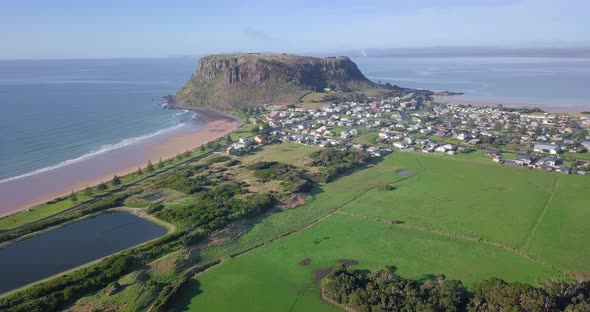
<box><xmin>1</xmin><ymin>0</ymin><xmax>589</xmax><ymax>59</ymax></box>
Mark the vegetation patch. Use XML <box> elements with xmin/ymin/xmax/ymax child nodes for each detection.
<box><xmin>322</xmin><ymin>265</ymin><xmax>589</xmax><ymax>312</ymax></box>
<box><xmin>308</xmin><ymin>148</ymin><xmax>372</xmax><ymax>183</ymax></box>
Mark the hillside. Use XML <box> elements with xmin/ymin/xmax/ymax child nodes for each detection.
<box><xmin>174</xmin><ymin>53</ymin><xmax>385</xmax><ymax>109</ymax></box>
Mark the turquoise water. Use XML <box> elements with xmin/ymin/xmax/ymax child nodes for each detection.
<box><xmin>353</xmin><ymin>56</ymin><xmax>590</xmax><ymax>108</ymax></box>
<box><xmin>0</xmin><ymin>58</ymin><xmax>198</xmax><ymax>181</ymax></box>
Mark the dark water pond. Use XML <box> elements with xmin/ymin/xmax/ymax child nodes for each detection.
<box><xmin>0</xmin><ymin>211</ymin><xmax>167</xmax><ymax>293</ymax></box>
<box><xmin>397</xmin><ymin>170</ymin><xmax>414</xmax><ymax>176</ymax></box>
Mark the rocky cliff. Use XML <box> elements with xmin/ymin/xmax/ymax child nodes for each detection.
<box><xmin>175</xmin><ymin>53</ymin><xmax>379</xmax><ymax>109</ymax></box>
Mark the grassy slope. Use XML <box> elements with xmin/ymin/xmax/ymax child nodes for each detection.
<box><xmin>179</xmin><ymin>215</ymin><xmax>559</xmax><ymax>312</ymax></box>
<box><xmin>341</xmin><ymin>152</ymin><xmax>555</xmax><ymax>247</ymax></box>
<box><xmin>524</xmin><ymin>175</ymin><xmax>590</xmax><ymax>278</ymax></box>
<box><xmin>170</xmin><ymin>145</ymin><xmax>589</xmax><ymax>311</ymax></box>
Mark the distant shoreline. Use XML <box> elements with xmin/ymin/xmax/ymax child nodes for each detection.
<box><xmin>432</xmin><ymin>95</ymin><xmax>590</xmax><ymax>113</ymax></box>
<box><xmin>0</xmin><ymin>108</ymin><xmax>240</xmax><ymax>218</ymax></box>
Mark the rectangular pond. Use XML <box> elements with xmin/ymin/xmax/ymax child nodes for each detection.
<box><xmin>0</xmin><ymin>211</ymin><xmax>167</xmax><ymax>293</ymax></box>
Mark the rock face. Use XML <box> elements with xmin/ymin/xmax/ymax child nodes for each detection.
<box><xmin>175</xmin><ymin>53</ymin><xmax>377</xmax><ymax>109</ymax></box>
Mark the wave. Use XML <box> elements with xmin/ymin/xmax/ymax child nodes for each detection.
<box><xmin>0</xmin><ymin>123</ymin><xmax>188</xmax><ymax>185</ymax></box>
<box><xmin>173</xmin><ymin>110</ymin><xmax>190</xmax><ymax>116</ymax></box>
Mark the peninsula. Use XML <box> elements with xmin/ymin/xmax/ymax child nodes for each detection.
<box><xmin>1</xmin><ymin>53</ymin><xmax>589</xmax><ymax>312</ymax></box>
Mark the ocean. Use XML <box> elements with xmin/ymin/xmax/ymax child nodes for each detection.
<box><xmin>352</xmin><ymin>56</ymin><xmax>590</xmax><ymax>109</ymax></box>
<box><xmin>1</xmin><ymin>56</ymin><xmax>589</xmax><ymax>184</ymax></box>
<box><xmin>0</xmin><ymin>58</ymin><xmax>198</xmax><ymax>182</ymax></box>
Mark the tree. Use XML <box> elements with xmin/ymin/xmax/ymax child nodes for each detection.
<box><xmin>200</xmin><ymin>145</ymin><xmax>206</xmax><ymax>152</ymax></box>
<box><xmin>147</xmin><ymin>160</ymin><xmax>155</xmax><ymax>172</ymax></box>
<box><xmin>70</xmin><ymin>191</ymin><xmax>78</xmax><ymax>202</ymax></box>
<box><xmin>183</xmin><ymin>150</ymin><xmax>191</xmax><ymax>158</ymax></box>
<box><xmin>83</xmin><ymin>186</ymin><xmax>93</xmax><ymax>197</ymax></box>
<box><xmin>494</xmin><ymin>122</ymin><xmax>503</xmax><ymax>131</ymax></box>
<box><xmin>97</xmin><ymin>182</ymin><xmax>108</xmax><ymax>191</ymax></box>
<box><xmin>111</xmin><ymin>175</ymin><xmax>121</xmax><ymax>186</ymax></box>
<box><xmin>158</xmin><ymin>158</ymin><xmax>164</xmax><ymax>169</ymax></box>
<box><xmin>226</xmin><ymin>134</ymin><xmax>233</xmax><ymax>143</ymax></box>
<box><xmin>137</xmin><ymin>167</ymin><xmax>143</xmax><ymax>176</ymax></box>
<box><xmin>251</xmin><ymin>125</ymin><xmax>260</xmax><ymax>134</ymax></box>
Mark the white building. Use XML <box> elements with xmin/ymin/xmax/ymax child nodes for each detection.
<box><xmin>534</xmin><ymin>143</ymin><xmax>562</xmax><ymax>154</ymax></box>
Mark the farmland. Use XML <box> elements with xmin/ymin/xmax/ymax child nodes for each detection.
<box><xmin>10</xmin><ymin>142</ymin><xmax>588</xmax><ymax>312</ymax></box>
<box><xmin>170</xmin><ymin>145</ymin><xmax>589</xmax><ymax>311</ymax></box>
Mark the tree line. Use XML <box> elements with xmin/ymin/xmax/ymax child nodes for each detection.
<box><xmin>322</xmin><ymin>265</ymin><xmax>590</xmax><ymax>312</ymax></box>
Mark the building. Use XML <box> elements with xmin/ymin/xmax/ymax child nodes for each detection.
<box><xmin>254</xmin><ymin>135</ymin><xmax>267</xmax><ymax>143</ymax></box>
<box><xmin>534</xmin><ymin>143</ymin><xmax>562</xmax><ymax>154</ymax></box>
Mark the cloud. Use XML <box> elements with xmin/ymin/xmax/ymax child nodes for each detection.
<box><xmin>243</xmin><ymin>27</ymin><xmax>272</xmax><ymax>42</ymax></box>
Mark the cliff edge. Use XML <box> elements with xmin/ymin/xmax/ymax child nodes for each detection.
<box><xmin>175</xmin><ymin>53</ymin><xmax>380</xmax><ymax>109</ymax></box>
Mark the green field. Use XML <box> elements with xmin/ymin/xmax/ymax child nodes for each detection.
<box><xmin>179</xmin><ymin>214</ymin><xmax>558</xmax><ymax>312</ymax></box>
<box><xmin>351</xmin><ymin>132</ymin><xmax>379</xmax><ymax>145</ymax></box>
<box><xmin>170</xmin><ymin>146</ymin><xmax>589</xmax><ymax>311</ymax></box>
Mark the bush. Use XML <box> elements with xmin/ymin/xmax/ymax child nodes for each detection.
<box><xmin>206</xmin><ymin>155</ymin><xmax>231</xmax><ymax>165</ymax></box>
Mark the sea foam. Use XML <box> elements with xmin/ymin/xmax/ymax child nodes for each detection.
<box><xmin>0</xmin><ymin>123</ymin><xmax>188</xmax><ymax>185</ymax></box>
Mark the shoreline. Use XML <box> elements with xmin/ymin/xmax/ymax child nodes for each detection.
<box><xmin>0</xmin><ymin>108</ymin><xmax>240</xmax><ymax>218</ymax></box>
<box><xmin>433</xmin><ymin>95</ymin><xmax>590</xmax><ymax>113</ymax></box>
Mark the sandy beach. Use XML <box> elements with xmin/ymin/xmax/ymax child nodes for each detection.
<box><xmin>0</xmin><ymin>109</ymin><xmax>240</xmax><ymax>218</ymax></box>
<box><xmin>433</xmin><ymin>95</ymin><xmax>590</xmax><ymax>113</ymax></box>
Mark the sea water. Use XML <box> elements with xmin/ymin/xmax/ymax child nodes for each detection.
<box><xmin>353</xmin><ymin>56</ymin><xmax>590</xmax><ymax>109</ymax></box>
<box><xmin>0</xmin><ymin>58</ymin><xmax>198</xmax><ymax>181</ymax></box>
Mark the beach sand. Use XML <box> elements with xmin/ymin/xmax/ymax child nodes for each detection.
<box><xmin>0</xmin><ymin>109</ymin><xmax>240</xmax><ymax>218</ymax></box>
<box><xmin>433</xmin><ymin>95</ymin><xmax>590</xmax><ymax>113</ymax></box>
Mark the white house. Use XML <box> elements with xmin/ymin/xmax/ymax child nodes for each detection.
<box><xmin>534</xmin><ymin>143</ymin><xmax>562</xmax><ymax>154</ymax></box>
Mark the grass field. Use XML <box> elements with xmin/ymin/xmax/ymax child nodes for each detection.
<box><xmin>178</xmin><ymin>215</ymin><xmax>559</xmax><ymax>312</ymax></box>
<box><xmin>240</xmin><ymin>143</ymin><xmax>318</xmax><ymax>167</ymax></box>
<box><xmin>168</xmin><ymin>144</ymin><xmax>589</xmax><ymax>311</ymax></box>
<box><xmin>0</xmin><ymin>194</ymin><xmax>92</xmax><ymax>231</ymax></box>
<box><xmin>351</xmin><ymin>132</ymin><xmax>379</xmax><ymax>145</ymax></box>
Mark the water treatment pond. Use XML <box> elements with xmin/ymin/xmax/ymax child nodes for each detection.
<box><xmin>0</xmin><ymin>211</ymin><xmax>167</xmax><ymax>293</ymax></box>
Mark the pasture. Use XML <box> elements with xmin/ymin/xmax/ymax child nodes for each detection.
<box><xmin>172</xmin><ymin>145</ymin><xmax>590</xmax><ymax>311</ymax></box>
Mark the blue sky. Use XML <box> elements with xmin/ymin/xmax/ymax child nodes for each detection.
<box><xmin>1</xmin><ymin>0</ymin><xmax>589</xmax><ymax>59</ymax></box>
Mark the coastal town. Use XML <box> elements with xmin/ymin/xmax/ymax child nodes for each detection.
<box><xmin>228</xmin><ymin>93</ymin><xmax>590</xmax><ymax>175</ymax></box>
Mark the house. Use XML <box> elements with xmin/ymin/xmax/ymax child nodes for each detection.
<box><xmin>534</xmin><ymin>143</ymin><xmax>562</xmax><ymax>154</ymax></box>
<box><xmin>254</xmin><ymin>135</ymin><xmax>267</xmax><ymax>143</ymax></box>
<box><xmin>393</xmin><ymin>141</ymin><xmax>408</xmax><ymax>149</ymax></box>
<box><xmin>503</xmin><ymin>159</ymin><xmax>521</xmax><ymax>166</ymax></box>
<box><xmin>538</xmin><ymin>157</ymin><xmax>561</xmax><ymax>167</ymax></box>
<box><xmin>435</xmin><ymin>146</ymin><xmax>448</xmax><ymax>153</ymax></box>
<box><xmin>238</xmin><ymin>137</ymin><xmax>252</xmax><ymax>146</ymax></box>
<box><xmin>581</xmin><ymin>141</ymin><xmax>590</xmax><ymax>150</ymax></box>
<box><xmin>515</xmin><ymin>154</ymin><xmax>533</xmax><ymax>165</ymax></box>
